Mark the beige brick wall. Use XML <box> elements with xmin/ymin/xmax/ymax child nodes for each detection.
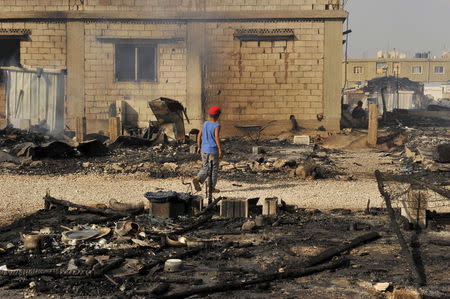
<box><xmin>84</xmin><ymin>22</ymin><xmax>187</xmax><ymax>125</ymax></box>
<box><xmin>0</xmin><ymin>22</ymin><xmax>67</xmax><ymax>69</ymax></box>
<box><xmin>0</xmin><ymin>21</ymin><xmax>66</xmax><ymax>119</ymax></box>
<box><xmin>0</xmin><ymin>0</ymin><xmax>343</xmax><ymax>12</ymax></box>
<box><xmin>203</xmin><ymin>21</ymin><xmax>324</xmax><ymax>126</ymax></box>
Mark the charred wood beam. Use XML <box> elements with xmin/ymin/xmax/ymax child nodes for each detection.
<box><xmin>160</xmin><ymin>232</ymin><xmax>380</xmax><ymax>298</ymax></box>
<box><xmin>0</xmin><ymin>268</ymin><xmax>92</xmax><ymax>277</ymax></box>
<box><xmin>172</xmin><ymin>197</ymin><xmax>223</xmax><ymax>235</ymax></box>
<box><xmin>375</xmin><ymin>170</ymin><xmax>426</xmax><ymax>286</ymax></box>
<box><xmin>303</xmin><ymin>231</ymin><xmax>380</xmax><ymax>268</ymax></box>
<box><xmin>161</xmin><ymin>258</ymin><xmax>348</xmax><ymax>299</ymax></box>
<box><xmin>43</xmin><ymin>194</ymin><xmax>128</xmax><ymax>217</ymax></box>
<box><xmin>0</xmin><ymin>258</ymin><xmax>124</xmax><ymax>278</ymax></box>
<box><xmin>383</xmin><ymin>173</ymin><xmax>450</xmax><ymax>200</ymax></box>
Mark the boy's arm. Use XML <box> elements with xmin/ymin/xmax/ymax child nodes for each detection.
<box><xmin>214</xmin><ymin>126</ymin><xmax>223</xmax><ymax>158</ymax></box>
<box><xmin>197</xmin><ymin>127</ymin><xmax>203</xmax><ymax>154</ymax></box>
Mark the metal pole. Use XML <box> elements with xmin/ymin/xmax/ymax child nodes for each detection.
<box><xmin>374</xmin><ymin>170</ymin><xmax>426</xmax><ymax>286</ymax></box>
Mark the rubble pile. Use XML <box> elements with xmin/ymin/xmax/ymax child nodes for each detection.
<box><xmin>403</xmin><ymin>127</ymin><xmax>450</xmax><ymax>172</ymax></box>
<box><xmin>363</xmin><ymin>76</ymin><xmax>424</xmax><ymax>94</ymax></box>
<box><xmin>0</xmin><ymin>193</ymin><xmax>448</xmax><ymax>298</ymax></box>
<box><xmin>0</xmin><ymin>128</ymin><xmax>340</xmax><ymax>182</ymax></box>
<box><xmin>390</xmin><ymin>110</ymin><xmax>450</xmax><ymax>127</ymax></box>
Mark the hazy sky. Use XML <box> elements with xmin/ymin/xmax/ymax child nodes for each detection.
<box><xmin>345</xmin><ymin>0</ymin><xmax>450</xmax><ymax>58</ymax></box>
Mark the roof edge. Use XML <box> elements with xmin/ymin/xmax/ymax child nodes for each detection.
<box><xmin>0</xmin><ymin>10</ymin><xmax>348</xmax><ymax>21</ymax></box>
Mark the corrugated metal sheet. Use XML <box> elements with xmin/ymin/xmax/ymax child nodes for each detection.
<box><xmin>3</xmin><ymin>67</ymin><xmax>65</xmax><ymax>134</ymax></box>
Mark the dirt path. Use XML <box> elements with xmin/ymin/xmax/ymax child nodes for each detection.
<box><xmin>0</xmin><ymin>149</ymin><xmax>410</xmax><ymax>225</ymax></box>
<box><xmin>0</xmin><ymin>173</ymin><xmax>384</xmax><ymax>224</ymax></box>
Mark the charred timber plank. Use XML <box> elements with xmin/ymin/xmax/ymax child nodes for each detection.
<box><xmin>0</xmin><ymin>268</ymin><xmax>91</xmax><ymax>277</ymax></box>
<box><xmin>375</xmin><ymin>170</ymin><xmax>426</xmax><ymax>286</ymax></box>
<box><xmin>160</xmin><ymin>232</ymin><xmax>380</xmax><ymax>298</ymax></box>
<box><xmin>172</xmin><ymin>197</ymin><xmax>223</xmax><ymax>235</ymax></box>
<box><xmin>161</xmin><ymin>258</ymin><xmax>347</xmax><ymax>299</ymax></box>
<box><xmin>0</xmin><ymin>258</ymin><xmax>124</xmax><ymax>278</ymax></box>
<box><xmin>44</xmin><ymin>194</ymin><xmax>128</xmax><ymax>217</ymax></box>
<box><xmin>304</xmin><ymin>231</ymin><xmax>380</xmax><ymax>268</ymax></box>
<box><xmin>173</xmin><ymin>215</ymin><xmax>213</xmax><ymax>235</ymax></box>
<box><xmin>194</xmin><ymin>196</ymin><xmax>223</xmax><ymax>218</ymax></box>
<box><xmin>383</xmin><ymin>173</ymin><xmax>450</xmax><ymax>200</ymax></box>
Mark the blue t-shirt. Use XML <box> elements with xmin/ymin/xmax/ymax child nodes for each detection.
<box><xmin>201</xmin><ymin>121</ymin><xmax>220</xmax><ymax>154</ymax></box>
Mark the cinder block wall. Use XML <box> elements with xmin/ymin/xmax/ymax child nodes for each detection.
<box><xmin>0</xmin><ymin>21</ymin><xmax>67</xmax><ymax>120</ymax></box>
<box><xmin>203</xmin><ymin>21</ymin><xmax>325</xmax><ymax>134</ymax></box>
<box><xmin>84</xmin><ymin>22</ymin><xmax>187</xmax><ymax>127</ymax></box>
<box><xmin>0</xmin><ymin>22</ymin><xmax>67</xmax><ymax>69</ymax></box>
<box><xmin>0</xmin><ymin>0</ymin><xmax>343</xmax><ymax>12</ymax></box>
<box><xmin>0</xmin><ymin>1</ymin><xmax>343</xmax><ymax>133</ymax></box>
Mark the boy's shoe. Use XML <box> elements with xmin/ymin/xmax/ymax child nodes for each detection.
<box><xmin>192</xmin><ymin>178</ymin><xmax>202</xmax><ymax>192</ymax></box>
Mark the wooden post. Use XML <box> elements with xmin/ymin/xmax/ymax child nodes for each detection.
<box><xmin>115</xmin><ymin>100</ymin><xmax>125</xmax><ymax>135</ymax></box>
<box><xmin>109</xmin><ymin>117</ymin><xmax>121</xmax><ymax>141</ymax></box>
<box><xmin>367</xmin><ymin>104</ymin><xmax>378</xmax><ymax>147</ymax></box>
<box><xmin>401</xmin><ymin>188</ymin><xmax>427</xmax><ymax>229</ymax></box>
<box><xmin>75</xmin><ymin>117</ymin><xmax>86</xmax><ymax>142</ymax></box>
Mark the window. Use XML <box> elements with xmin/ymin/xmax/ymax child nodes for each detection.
<box><xmin>376</xmin><ymin>62</ymin><xmax>388</xmax><ymax>75</ymax></box>
<box><xmin>412</xmin><ymin>66</ymin><xmax>422</xmax><ymax>74</ymax></box>
<box><xmin>434</xmin><ymin>66</ymin><xmax>444</xmax><ymax>74</ymax></box>
<box><xmin>115</xmin><ymin>44</ymin><xmax>156</xmax><ymax>82</ymax></box>
<box><xmin>0</xmin><ymin>39</ymin><xmax>20</xmax><ymax>82</ymax></box>
<box><xmin>353</xmin><ymin>66</ymin><xmax>363</xmax><ymax>74</ymax></box>
<box><xmin>393</xmin><ymin>62</ymin><xmax>400</xmax><ymax>75</ymax></box>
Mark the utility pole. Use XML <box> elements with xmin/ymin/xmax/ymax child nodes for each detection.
<box><xmin>396</xmin><ymin>64</ymin><xmax>400</xmax><ymax>109</ymax></box>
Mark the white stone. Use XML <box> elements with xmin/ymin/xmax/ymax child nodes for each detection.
<box><xmin>373</xmin><ymin>282</ymin><xmax>390</xmax><ymax>292</ymax></box>
<box><xmin>164</xmin><ymin>259</ymin><xmax>183</xmax><ymax>272</ymax></box>
<box><xmin>162</xmin><ymin>162</ymin><xmax>178</xmax><ymax>172</ymax></box>
<box><xmin>293</xmin><ymin>135</ymin><xmax>310</xmax><ymax>145</ymax></box>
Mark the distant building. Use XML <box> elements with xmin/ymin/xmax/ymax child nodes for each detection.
<box><xmin>376</xmin><ymin>50</ymin><xmax>407</xmax><ymax>59</ymax></box>
<box><xmin>443</xmin><ymin>83</ymin><xmax>450</xmax><ymax>99</ymax></box>
<box><xmin>344</xmin><ymin>76</ymin><xmax>428</xmax><ymax>114</ymax></box>
<box><xmin>344</xmin><ymin>53</ymin><xmax>450</xmax><ymax>87</ymax></box>
<box><xmin>424</xmin><ymin>83</ymin><xmax>444</xmax><ymax>100</ymax></box>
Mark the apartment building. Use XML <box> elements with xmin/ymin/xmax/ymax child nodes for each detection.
<box><xmin>344</xmin><ymin>57</ymin><xmax>450</xmax><ymax>88</ymax></box>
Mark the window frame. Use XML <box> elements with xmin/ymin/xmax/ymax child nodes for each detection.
<box><xmin>434</xmin><ymin>66</ymin><xmax>445</xmax><ymax>74</ymax></box>
<box><xmin>353</xmin><ymin>66</ymin><xmax>364</xmax><ymax>74</ymax></box>
<box><xmin>411</xmin><ymin>66</ymin><xmax>423</xmax><ymax>75</ymax></box>
<box><xmin>0</xmin><ymin>38</ymin><xmax>21</xmax><ymax>83</ymax></box>
<box><xmin>375</xmin><ymin>62</ymin><xmax>388</xmax><ymax>75</ymax></box>
<box><xmin>114</xmin><ymin>43</ymin><xmax>158</xmax><ymax>83</ymax></box>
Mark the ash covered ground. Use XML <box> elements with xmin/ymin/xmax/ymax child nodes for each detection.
<box><xmin>0</xmin><ymin>121</ymin><xmax>450</xmax><ymax>298</ymax></box>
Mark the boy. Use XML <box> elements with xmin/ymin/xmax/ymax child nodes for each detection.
<box><xmin>192</xmin><ymin>106</ymin><xmax>223</xmax><ymax>192</ymax></box>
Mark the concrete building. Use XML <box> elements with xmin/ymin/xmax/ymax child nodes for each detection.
<box><xmin>0</xmin><ymin>0</ymin><xmax>347</xmax><ymax>136</ymax></box>
<box><xmin>344</xmin><ymin>57</ymin><xmax>450</xmax><ymax>88</ymax></box>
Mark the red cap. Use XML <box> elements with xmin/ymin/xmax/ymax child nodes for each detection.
<box><xmin>208</xmin><ymin>106</ymin><xmax>221</xmax><ymax>116</ymax></box>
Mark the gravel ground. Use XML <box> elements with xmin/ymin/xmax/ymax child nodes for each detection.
<box><xmin>1</xmin><ymin>149</ymin><xmax>447</xmax><ymax>225</ymax></box>
<box><xmin>0</xmin><ymin>173</ymin><xmax>384</xmax><ymax>225</ymax></box>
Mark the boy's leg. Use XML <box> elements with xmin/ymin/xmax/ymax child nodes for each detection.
<box><xmin>211</xmin><ymin>154</ymin><xmax>220</xmax><ymax>191</ymax></box>
<box><xmin>196</xmin><ymin>153</ymin><xmax>210</xmax><ymax>183</ymax></box>
<box><xmin>193</xmin><ymin>153</ymin><xmax>209</xmax><ymax>192</ymax></box>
